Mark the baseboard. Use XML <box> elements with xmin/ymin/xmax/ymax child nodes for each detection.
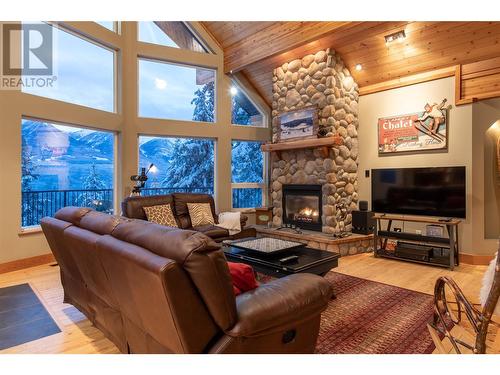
<box><xmin>459</xmin><ymin>253</ymin><xmax>494</xmax><ymax>265</ymax></box>
<box><xmin>0</xmin><ymin>253</ymin><xmax>55</xmax><ymax>275</ymax></box>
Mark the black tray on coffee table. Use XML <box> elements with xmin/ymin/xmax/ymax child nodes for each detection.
<box><xmin>228</xmin><ymin>236</ymin><xmax>305</xmax><ymax>257</ymax></box>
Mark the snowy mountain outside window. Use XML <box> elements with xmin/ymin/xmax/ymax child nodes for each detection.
<box><xmin>231</xmin><ymin>141</ymin><xmax>265</xmax><ymax>208</ymax></box>
<box><xmin>21</xmin><ymin>23</ymin><xmax>115</xmax><ymax>113</ymax></box>
<box><xmin>21</xmin><ymin>119</ymin><xmax>115</xmax><ymax>228</ymax></box>
<box><xmin>138</xmin><ymin>136</ymin><xmax>215</xmax><ymax>196</ymax></box>
<box><xmin>138</xmin><ymin>22</ymin><xmax>208</xmax><ymax>53</ymax></box>
<box><xmin>231</xmin><ymin>83</ymin><xmax>265</xmax><ymax>127</ymax></box>
<box><xmin>139</xmin><ymin>59</ymin><xmax>216</xmax><ymax>122</ymax></box>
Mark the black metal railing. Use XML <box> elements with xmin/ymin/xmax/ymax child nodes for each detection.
<box><xmin>21</xmin><ymin>186</ymin><xmax>215</xmax><ymax>227</ymax></box>
<box><xmin>141</xmin><ymin>186</ymin><xmax>213</xmax><ymax>196</ymax></box>
<box><xmin>21</xmin><ymin>189</ymin><xmax>114</xmax><ymax>227</ymax></box>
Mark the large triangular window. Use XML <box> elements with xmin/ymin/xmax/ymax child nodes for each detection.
<box><xmin>231</xmin><ymin>82</ymin><xmax>266</xmax><ymax>127</ymax></box>
<box><xmin>138</xmin><ymin>21</ymin><xmax>209</xmax><ymax>53</ymax></box>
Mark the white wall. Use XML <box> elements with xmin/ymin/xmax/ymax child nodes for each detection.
<box><xmin>358</xmin><ymin>77</ymin><xmax>476</xmax><ymax>254</ymax></box>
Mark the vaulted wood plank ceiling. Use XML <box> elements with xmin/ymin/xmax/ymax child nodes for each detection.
<box><xmin>201</xmin><ymin>21</ymin><xmax>500</xmax><ymax>105</ymax></box>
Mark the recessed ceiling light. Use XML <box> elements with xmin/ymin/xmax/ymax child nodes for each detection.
<box><xmin>230</xmin><ymin>86</ymin><xmax>238</xmax><ymax>96</ymax></box>
<box><xmin>355</xmin><ymin>64</ymin><xmax>362</xmax><ymax>71</ymax></box>
<box><xmin>384</xmin><ymin>30</ymin><xmax>406</xmax><ymax>45</ymax></box>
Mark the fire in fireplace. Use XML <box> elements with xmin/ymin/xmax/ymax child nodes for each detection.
<box><xmin>282</xmin><ymin>184</ymin><xmax>322</xmax><ymax>231</ymax></box>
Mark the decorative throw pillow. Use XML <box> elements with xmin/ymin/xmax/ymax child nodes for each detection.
<box><xmin>187</xmin><ymin>202</ymin><xmax>215</xmax><ymax>227</ymax></box>
<box><xmin>143</xmin><ymin>204</ymin><xmax>178</xmax><ymax>228</ymax></box>
<box><xmin>227</xmin><ymin>262</ymin><xmax>259</xmax><ymax>296</ymax></box>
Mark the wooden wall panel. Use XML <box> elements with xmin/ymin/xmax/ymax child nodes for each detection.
<box><xmin>457</xmin><ymin>56</ymin><xmax>500</xmax><ymax>104</ymax></box>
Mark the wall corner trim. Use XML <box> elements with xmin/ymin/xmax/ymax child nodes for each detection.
<box><xmin>459</xmin><ymin>252</ymin><xmax>495</xmax><ymax>266</ymax></box>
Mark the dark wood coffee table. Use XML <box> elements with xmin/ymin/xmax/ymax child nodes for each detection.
<box><xmin>223</xmin><ymin>243</ymin><xmax>340</xmax><ymax>279</ymax></box>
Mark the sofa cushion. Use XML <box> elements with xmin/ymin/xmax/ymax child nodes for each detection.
<box><xmin>187</xmin><ymin>203</ymin><xmax>215</xmax><ymax>227</ymax></box>
<box><xmin>121</xmin><ymin>194</ymin><xmax>174</xmax><ymax>221</ymax></box>
<box><xmin>194</xmin><ymin>224</ymin><xmax>229</xmax><ymax>239</ymax></box>
<box><xmin>143</xmin><ymin>204</ymin><xmax>178</xmax><ymax>228</ymax></box>
<box><xmin>173</xmin><ymin>193</ymin><xmax>217</xmax><ymax>229</ymax></box>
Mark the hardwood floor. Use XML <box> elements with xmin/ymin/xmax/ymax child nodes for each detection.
<box><xmin>0</xmin><ymin>253</ymin><xmax>489</xmax><ymax>354</ymax></box>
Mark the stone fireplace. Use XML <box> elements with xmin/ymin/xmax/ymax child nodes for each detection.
<box><xmin>282</xmin><ymin>184</ymin><xmax>322</xmax><ymax>231</ymax></box>
<box><xmin>270</xmin><ymin>48</ymin><xmax>359</xmax><ymax>234</ymax></box>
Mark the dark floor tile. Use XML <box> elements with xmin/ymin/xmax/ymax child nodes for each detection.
<box><xmin>0</xmin><ymin>283</ymin><xmax>61</xmax><ymax>350</ymax></box>
<box><xmin>0</xmin><ymin>317</ymin><xmax>61</xmax><ymax>350</ymax></box>
<box><xmin>0</xmin><ymin>304</ymin><xmax>50</xmax><ymax>330</ymax></box>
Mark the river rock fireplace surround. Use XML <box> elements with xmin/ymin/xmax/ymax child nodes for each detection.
<box><xmin>268</xmin><ymin>48</ymin><xmax>360</xmax><ymax>235</ymax></box>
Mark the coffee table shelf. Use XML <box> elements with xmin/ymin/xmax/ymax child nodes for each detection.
<box><xmin>223</xmin><ymin>241</ymin><xmax>340</xmax><ymax>278</ymax></box>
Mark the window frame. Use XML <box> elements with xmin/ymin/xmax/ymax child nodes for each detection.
<box><xmin>19</xmin><ymin>116</ymin><xmax>118</xmax><ymax>230</ymax></box>
<box><xmin>95</xmin><ymin>21</ymin><xmax>120</xmax><ymax>33</ymax></box>
<box><xmin>230</xmin><ymin>80</ymin><xmax>268</xmax><ymax>128</ymax></box>
<box><xmin>137</xmin><ymin>21</ymin><xmax>213</xmax><ymax>54</ymax></box>
<box><xmin>21</xmin><ymin>22</ymin><xmax>119</xmax><ymax>113</ymax></box>
<box><xmin>137</xmin><ymin>56</ymin><xmax>217</xmax><ymax>124</ymax></box>
<box><xmin>230</xmin><ymin>140</ymin><xmax>268</xmax><ymax>211</ymax></box>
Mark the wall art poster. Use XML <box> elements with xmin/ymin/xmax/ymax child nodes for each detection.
<box><xmin>277</xmin><ymin>106</ymin><xmax>318</xmax><ymax>142</ymax></box>
<box><xmin>378</xmin><ymin>99</ymin><xmax>449</xmax><ymax>154</ymax></box>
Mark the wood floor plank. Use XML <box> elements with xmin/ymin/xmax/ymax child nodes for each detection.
<box><xmin>0</xmin><ymin>253</ymin><xmax>488</xmax><ymax>354</ymax></box>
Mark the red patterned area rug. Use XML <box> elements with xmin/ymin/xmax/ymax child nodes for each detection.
<box><xmin>316</xmin><ymin>272</ymin><xmax>437</xmax><ymax>354</ymax></box>
<box><xmin>259</xmin><ymin>271</ymin><xmax>438</xmax><ymax>354</ymax></box>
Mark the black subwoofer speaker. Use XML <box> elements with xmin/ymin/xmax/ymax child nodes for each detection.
<box><xmin>352</xmin><ymin>210</ymin><xmax>375</xmax><ymax>235</ymax></box>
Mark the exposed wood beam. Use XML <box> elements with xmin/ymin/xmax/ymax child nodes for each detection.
<box><xmin>223</xmin><ymin>21</ymin><xmax>354</xmax><ymax>73</ymax></box>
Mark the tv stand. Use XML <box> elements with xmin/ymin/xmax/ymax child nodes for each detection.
<box><xmin>373</xmin><ymin>214</ymin><xmax>460</xmax><ymax>270</ymax></box>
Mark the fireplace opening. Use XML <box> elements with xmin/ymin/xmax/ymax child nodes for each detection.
<box><xmin>282</xmin><ymin>184</ymin><xmax>322</xmax><ymax>231</ymax></box>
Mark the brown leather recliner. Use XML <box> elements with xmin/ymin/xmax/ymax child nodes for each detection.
<box><xmin>41</xmin><ymin>207</ymin><xmax>333</xmax><ymax>354</ymax></box>
<box><xmin>121</xmin><ymin>193</ymin><xmax>256</xmax><ymax>242</ymax></box>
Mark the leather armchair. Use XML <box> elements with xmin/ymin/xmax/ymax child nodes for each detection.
<box><xmin>41</xmin><ymin>207</ymin><xmax>333</xmax><ymax>354</ymax></box>
<box><xmin>210</xmin><ymin>273</ymin><xmax>332</xmax><ymax>353</ymax></box>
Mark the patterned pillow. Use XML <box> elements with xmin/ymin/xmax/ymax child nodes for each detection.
<box><xmin>143</xmin><ymin>204</ymin><xmax>178</xmax><ymax>228</ymax></box>
<box><xmin>187</xmin><ymin>202</ymin><xmax>215</xmax><ymax>227</ymax></box>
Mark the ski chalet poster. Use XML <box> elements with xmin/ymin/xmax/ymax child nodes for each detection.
<box><xmin>378</xmin><ymin>99</ymin><xmax>448</xmax><ymax>154</ymax></box>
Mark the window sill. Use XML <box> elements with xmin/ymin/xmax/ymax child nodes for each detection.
<box><xmin>18</xmin><ymin>226</ymin><xmax>43</xmax><ymax>236</ymax></box>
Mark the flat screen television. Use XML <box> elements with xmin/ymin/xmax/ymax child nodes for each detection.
<box><xmin>371</xmin><ymin>166</ymin><xmax>466</xmax><ymax>218</ymax></box>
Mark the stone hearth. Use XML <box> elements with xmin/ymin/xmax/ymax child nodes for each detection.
<box><xmin>254</xmin><ymin>226</ymin><xmax>373</xmax><ymax>256</ymax></box>
<box><xmin>270</xmin><ymin>48</ymin><xmax>359</xmax><ymax>234</ymax></box>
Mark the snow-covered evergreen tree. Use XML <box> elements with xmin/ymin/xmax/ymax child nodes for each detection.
<box><xmin>78</xmin><ymin>164</ymin><xmax>111</xmax><ymax>212</ymax></box>
<box><xmin>231</xmin><ymin>141</ymin><xmax>263</xmax><ymax>208</ymax></box>
<box><xmin>191</xmin><ymin>82</ymin><xmax>215</xmax><ymax>122</ymax></box>
<box><xmin>161</xmin><ymin>139</ymin><xmax>214</xmax><ymax>190</ymax></box>
<box><xmin>21</xmin><ymin>139</ymin><xmax>40</xmax><ymax>226</ymax></box>
<box><xmin>231</xmin><ymin>141</ymin><xmax>263</xmax><ymax>183</ymax></box>
<box><xmin>232</xmin><ymin>100</ymin><xmax>251</xmax><ymax>125</ymax></box>
<box><xmin>83</xmin><ymin>164</ymin><xmax>107</xmax><ymax>191</ymax></box>
<box><xmin>21</xmin><ymin>138</ymin><xmax>39</xmax><ymax>192</ymax></box>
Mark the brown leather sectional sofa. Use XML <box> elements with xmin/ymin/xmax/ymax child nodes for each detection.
<box><xmin>41</xmin><ymin>207</ymin><xmax>333</xmax><ymax>354</ymax></box>
<box><xmin>121</xmin><ymin>193</ymin><xmax>256</xmax><ymax>242</ymax></box>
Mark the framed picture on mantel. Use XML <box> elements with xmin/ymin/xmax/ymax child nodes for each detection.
<box><xmin>277</xmin><ymin>106</ymin><xmax>318</xmax><ymax>142</ymax></box>
<box><xmin>378</xmin><ymin>98</ymin><xmax>449</xmax><ymax>154</ymax></box>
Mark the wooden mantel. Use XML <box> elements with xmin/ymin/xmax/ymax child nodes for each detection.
<box><xmin>261</xmin><ymin>137</ymin><xmax>341</xmax><ymax>158</ymax></box>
